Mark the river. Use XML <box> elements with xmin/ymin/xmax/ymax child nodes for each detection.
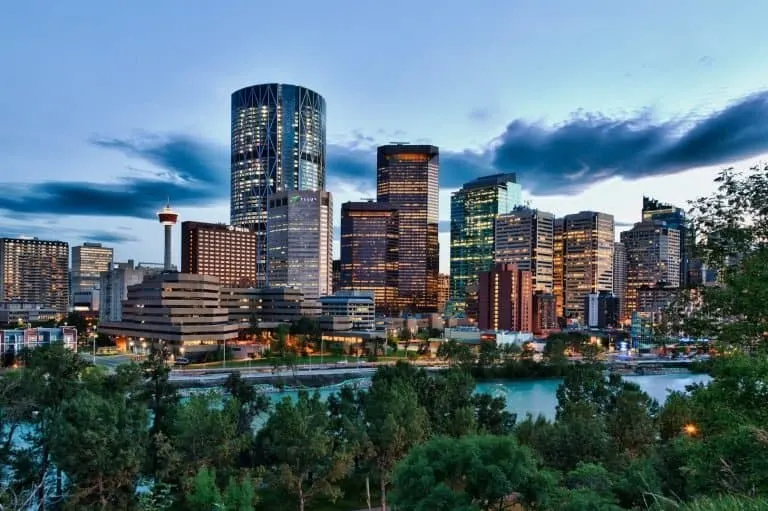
<box><xmin>265</xmin><ymin>372</ymin><xmax>711</xmax><ymax>421</ymax></box>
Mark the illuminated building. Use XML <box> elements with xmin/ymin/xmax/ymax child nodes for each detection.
<box><xmin>0</xmin><ymin>237</ymin><xmax>69</xmax><ymax>317</ymax></box>
<box><xmin>340</xmin><ymin>201</ymin><xmax>399</xmax><ymax>315</ymax></box>
<box><xmin>437</xmin><ymin>273</ymin><xmax>450</xmax><ymax>314</ymax></box>
<box><xmin>553</xmin><ymin>218</ymin><xmax>564</xmax><ymax>318</ymax></box>
<box><xmin>230</xmin><ymin>84</ymin><xmax>326</xmax><ymax>286</ymax></box>
<box><xmin>332</xmin><ymin>259</ymin><xmax>341</xmax><ymax>293</ymax></box>
<box><xmin>320</xmin><ymin>291</ymin><xmax>375</xmax><ymax>330</ymax></box>
<box><xmin>181</xmin><ymin>221</ymin><xmax>258</xmax><ymax>287</ymax></box>
<box><xmin>377</xmin><ymin>144</ymin><xmax>439</xmax><ymax>312</ymax></box>
<box><xmin>266</xmin><ymin>190</ymin><xmax>332</xmax><ymax>299</ymax></box>
<box><xmin>99</xmin><ymin>273</ymin><xmax>239</xmax><ymax>353</ymax></box>
<box><xmin>562</xmin><ymin>211</ymin><xmax>614</xmax><ymax>322</ymax></box>
<box><xmin>532</xmin><ymin>292</ymin><xmax>557</xmax><ymax>334</ymax></box>
<box><xmin>642</xmin><ymin>197</ymin><xmax>687</xmax><ymax>285</ymax></box>
<box><xmin>71</xmin><ymin>242</ymin><xmax>113</xmax><ymax>294</ymax></box>
<box><xmin>584</xmin><ymin>291</ymin><xmax>620</xmax><ymax>328</ymax></box>
<box><xmin>613</xmin><ymin>242</ymin><xmax>627</xmax><ymax>321</ymax></box>
<box><xmin>620</xmin><ymin>220</ymin><xmax>681</xmax><ymax>317</ymax></box>
<box><xmin>495</xmin><ymin>207</ymin><xmax>554</xmax><ymax>292</ymax></box>
<box><xmin>221</xmin><ymin>286</ymin><xmax>320</xmax><ymax>327</ymax></box>
<box><xmin>478</xmin><ymin>263</ymin><xmax>533</xmax><ymax>332</ymax></box>
<box><xmin>450</xmin><ymin>173</ymin><xmax>521</xmax><ymax>308</ymax></box>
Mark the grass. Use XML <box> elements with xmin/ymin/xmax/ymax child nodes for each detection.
<box><xmin>187</xmin><ymin>354</ymin><xmax>363</xmax><ymax>370</ymax></box>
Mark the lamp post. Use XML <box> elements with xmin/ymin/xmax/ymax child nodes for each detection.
<box><xmin>129</xmin><ymin>340</ymin><xmax>134</xmax><ymax>359</ymax></box>
<box><xmin>91</xmin><ymin>332</ymin><xmax>96</xmax><ymax>364</ymax></box>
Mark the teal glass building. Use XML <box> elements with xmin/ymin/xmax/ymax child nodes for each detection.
<box><xmin>449</xmin><ymin>173</ymin><xmax>521</xmax><ymax>309</ymax></box>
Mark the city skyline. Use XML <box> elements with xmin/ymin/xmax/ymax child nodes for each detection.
<box><xmin>3</xmin><ymin>2</ymin><xmax>768</xmax><ymax>273</ymax></box>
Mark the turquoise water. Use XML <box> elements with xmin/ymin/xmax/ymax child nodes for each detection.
<box><xmin>268</xmin><ymin>373</ymin><xmax>711</xmax><ymax>421</ymax></box>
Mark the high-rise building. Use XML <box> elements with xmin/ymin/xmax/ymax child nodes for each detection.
<box><xmin>230</xmin><ymin>83</ymin><xmax>326</xmax><ymax>286</ymax></box>
<box><xmin>533</xmin><ymin>292</ymin><xmax>558</xmax><ymax>335</ymax></box>
<box><xmin>266</xmin><ymin>190</ymin><xmax>333</xmax><ymax>300</ymax></box>
<box><xmin>613</xmin><ymin>242</ymin><xmax>627</xmax><ymax>321</ymax></box>
<box><xmin>99</xmin><ymin>260</ymin><xmax>164</xmax><ymax>323</ymax></box>
<box><xmin>553</xmin><ymin>218</ymin><xmax>565</xmax><ymax>319</ymax></box>
<box><xmin>642</xmin><ymin>197</ymin><xmax>687</xmax><ymax>286</ymax></box>
<box><xmin>340</xmin><ymin>201</ymin><xmax>399</xmax><ymax>315</ymax></box>
<box><xmin>377</xmin><ymin>144</ymin><xmax>439</xmax><ymax>312</ymax></box>
<box><xmin>620</xmin><ymin>220</ymin><xmax>681</xmax><ymax>317</ymax></box>
<box><xmin>450</xmin><ymin>173</ymin><xmax>521</xmax><ymax>307</ymax></box>
<box><xmin>181</xmin><ymin>222</ymin><xmax>258</xmax><ymax>287</ymax></box>
<box><xmin>71</xmin><ymin>242</ymin><xmax>113</xmax><ymax>295</ymax></box>
<box><xmin>562</xmin><ymin>212</ymin><xmax>614</xmax><ymax>322</ymax></box>
<box><xmin>0</xmin><ymin>237</ymin><xmax>69</xmax><ymax>317</ymax></box>
<box><xmin>495</xmin><ymin>207</ymin><xmax>554</xmax><ymax>293</ymax></box>
<box><xmin>437</xmin><ymin>273</ymin><xmax>450</xmax><ymax>314</ymax></box>
<box><xmin>332</xmin><ymin>259</ymin><xmax>341</xmax><ymax>293</ymax></box>
<box><xmin>478</xmin><ymin>263</ymin><xmax>533</xmax><ymax>332</ymax></box>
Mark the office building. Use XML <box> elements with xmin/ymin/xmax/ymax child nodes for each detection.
<box><xmin>340</xmin><ymin>201</ymin><xmax>399</xmax><ymax>315</ymax></box>
<box><xmin>584</xmin><ymin>291</ymin><xmax>620</xmax><ymax>329</ymax></box>
<box><xmin>230</xmin><ymin>84</ymin><xmax>326</xmax><ymax>286</ymax></box>
<box><xmin>99</xmin><ymin>273</ymin><xmax>239</xmax><ymax>349</ymax></box>
<box><xmin>332</xmin><ymin>259</ymin><xmax>341</xmax><ymax>293</ymax></box>
<box><xmin>320</xmin><ymin>291</ymin><xmax>375</xmax><ymax>330</ymax></box>
<box><xmin>532</xmin><ymin>292</ymin><xmax>558</xmax><ymax>335</ymax></box>
<box><xmin>637</xmin><ymin>285</ymin><xmax>680</xmax><ymax>324</ymax></box>
<box><xmin>267</xmin><ymin>190</ymin><xmax>333</xmax><ymax>299</ymax></box>
<box><xmin>495</xmin><ymin>207</ymin><xmax>555</xmax><ymax>292</ymax></box>
<box><xmin>71</xmin><ymin>243</ymin><xmax>113</xmax><ymax>296</ymax></box>
<box><xmin>553</xmin><ymin>218</ymin><xmax>564</xmax><ymax>318</ymax></box>
<box><xmin>642</xmin><ymin>197</ymin><xmax>687</xmax><ymax>286</ymax></box>
<box><xmin>99</xmin><ymin>260</ymin><xmax>164</xmax><ymax>323</ymax></box>
<box><xmin>613</xmin><ymin>242</ymin><xmax>627</xmax><ymax>321</ymax></box>
<box><xmin>478</xmin><ymin>263</ymin><xmax>533</xmax><ymax>332</ymax></box>
<box><xmin>0</xmin><ymin>237</ymin><xmax>69</xmax><ymax>317</ymax></box>
<box><xmin>620</xmin><ymin>221</ymin><xmax>681</xmax><ymax>317</ymax></box>
<box><xmin>450</xmin><ymin>173</ymin><xmax>521</xmax><ymax>307</ymax></box>
<box><xmin>437</xmin><ymin>273</ymin><xmax>450</xmax><ymax>314</ymax></box>
<box><xmin>377</xmin><ymin>144</ymin><xmax>439</xmax><ymax>312</ymax></box>
<box><xmin>561</xmin><ymin>212</ymin><xmax>614</xmax><ymax>322</ymax></box>
<box><xmin>0</xmin><ymin>301</ymin><xmax>59</xmax><ymax>326</ymax></box>
<box><xmin>221</xmin><ymin>286</ymin><xmax>320</xmax><ymax>328</ymax></box>
<box><xmin>181</xmin><ymin>221</ymin><xmax>259</xmax><ymax>287</ymax></box>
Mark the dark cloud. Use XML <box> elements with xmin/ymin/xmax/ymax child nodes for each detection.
<box><xmin>328</xmin><ymin>91</ymin><xmax>768</xmax><ymax>195</ymax></box>
<box><xmin>0</xmin><ymin>134</ymin><xmax>227</xmax><ymax>219</ymax></box>
<box><xmin>0</xmin><ymin>224</ymin><xmax>139</xmax><ymax>244</ymax></box>
<box><xmin>82</xmin><ymin>230</ymin><xmax>140</xmax><ymax>243</ymax></box>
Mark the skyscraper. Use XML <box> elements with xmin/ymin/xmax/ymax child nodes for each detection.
<box><xmin>340</xmin><ymin>201</ymin><xmax>399</xmax><ymax>315</ymax></box>
<box><xmin>450</xmin><ymin>173</ymin><xmax>521</xmax><ymax>308</ymax></box>
<box><xmin>377</xmin><ymin>144</ymin><xmax>439</xmax><ymax>312</ymax></box>
<box><xmin>230</xmin><ymin>83</ymin><xmax>326</xmax><ymax>286</ymax></box>
<box><xmin>267</xmin><ymin>190</ymin><xmax>333</xmax><ymax>299</ymax></box>
<box><xmin>71</xmin><ymin>242</ymin><xmax>113</xmax><ymax>294</ymax></box>
<box><xmin>478</xmin><ymin>263</ymin><xmax>533</xmax><ymax>332</ymax></box>
<box><xmin>553</xmin><ymin>218</ymin><xmax>565</xmax><ymax>318</ymax></box>
<box><xmin>0</xmin><ymin>237</ymin><xmax>69</xmax><ymax>317</ymax></box>
<box><xmin>642</xmin><ymin>197</ymin><xmax>687</xmax><ymax>286</ymax></box>
<box><xmin>181</xmin><ymin>222</ymin><xmax>259</xmax><ymax>287</ymax></box>
<box><xmin>613</xmin><ymin>241</ymin><xmax>627</xmax><ymax>321</ymax></box>
<box><xmin>562</xmin><ymin>211</ymin><xmax>615</xmax><ymax>322</ymax></box>
<box><xmin>495</xmin><ymin>207</ymin><xmax>554</xmax><ymax>292</ymax></box>
<box><xmin>620</xmin><ymin>220</ymin><xmax>681</xmax><ymax>317</ymax></box>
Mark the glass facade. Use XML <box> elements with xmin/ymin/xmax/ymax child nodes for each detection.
<box><xmin>642</xmin><ymin>196</ymin><xmax>687</xmax><ymax>286</ymax></box>
<box><xmin>340</xmin><ymin>202</ymin><xmax>399</xmax><ymax>315</ymax></box>
<box><xmin>230</xmin><ymin>84</ymin><xmax>326</xmax><ymax>286</ymax></box>
<box><xmin>377</xmin><ymin>145</ymin><xmax>439</xmax><ymax>313</ymax></box>
<box><xmin>449</xmin><ymin>173</ymin><xmax>521</xmax><ymax>309</ymax></box>
<box><xmin>266</xmin><ymin>190</ymin><xmax>333</xmax><ymax>300</ymax></box>
<box><xmin>71</xmin><ymin>242</ymin><xmax>113</xmax><ymax>294</ymax></box>
<box><xmin>561</xmin><ymin>211</ymin><xmax>615</xmax><ymax>322</ymax></box>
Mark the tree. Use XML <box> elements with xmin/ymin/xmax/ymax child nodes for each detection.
<box><xmin>363</xmin><ymin>374</ymin><xmax>429</xmax><ymax>510</ymax></box>
<box><xmin>258</xmin><ymin>391</ymin><xmax>351</xmax><ymax>511</ymax></box>
<box><xmin>223</xmin><ymin>372</ymin><xmax>270</xmax><ymax>438</ymax></box>
<box><xmin>605</xmin><ymin>380</ymin><xmax>659</xmax><ymax>457</ymax></box>
<box><xmin>390</xmin><ymin>435</ymin><xmax>548</xmax><ymax>511</ymax></box>
<box><xmin>185</xmin><ymin>467</ymin><xmax>258</xmax><ymax>511</ymax></box>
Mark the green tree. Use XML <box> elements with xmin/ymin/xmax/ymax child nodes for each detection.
<box><xmin>223</xmin><ymin>372</ymin><xmax>270</xmax><ymax>438</ymax></box>
<box><xmin>258</xmin><ymin>391</ymin><xmax>351</xmax><ymax>511</ymax></box>
<box><xmin>390</xmin><ymin>435</ymin><xmax>549</xmax><ymax>511</ymax></box>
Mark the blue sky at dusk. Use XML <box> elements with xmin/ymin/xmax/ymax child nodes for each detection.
<box><xmin>2</xmin><ymin>1</ymin><xmax>768</xmax><ymax>273</ymax></box>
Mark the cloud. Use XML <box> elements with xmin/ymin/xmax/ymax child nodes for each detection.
<box><xmin>615</xmin><ymin>221</ymin><xmax>636</xmax><ymax>229</ymax></box>
<box><xmin>0</xmin><ymin>134</ymin><xmax>227</xmax><ymax>219</ymax></box>
<box><xmin>0</xmin><ymin>223</ymin><xmax>139</xmax><ymax>244</ymax></box>
<box><xmin>468</xmin><ymin>107</ymin><xmax>494</xmax><ymax>123</ymax></box>
<box><xmin>329</xmin><ymin>90</ymin><xmax>768</xmax><ymax>195</ymax></box>
<box><xmin>82</xmin><ymin>230</ymin><xmax>140</xmax><ymax>243</ymax></box>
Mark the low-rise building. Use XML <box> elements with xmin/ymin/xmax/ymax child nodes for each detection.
<box><xmin>0</xmin><ymin>301</ymin><xmax>59</xmax><ymax>326</ymax></box>
<box><xmin>99</xmin><ymin>260</ymin><xmax>165</xmax><ymax>322</ymax></box>
<box><xmin>0</xmin><ymin>326</ymin><xmax>77</xmax><ymax>359</ymax></box>
<box><xmin>319</xmin><ymin>291</ymin><xmax>375</xmax><ymax>330</ymax></box>
<box><xmin>221</xmin><ymin>287</ymin><xmax>321</xmax><ymax>328</ymax></box>
<box><xmin>99</xmin><ymin>273</ymin><xmax>238</xmax><ymax>355</ymax></box>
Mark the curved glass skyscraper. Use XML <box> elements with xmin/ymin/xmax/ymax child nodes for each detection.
<box><xmin>230</xmin><ymin>84</ymin><xmax>326</xmax><ymax>285</ymax></box>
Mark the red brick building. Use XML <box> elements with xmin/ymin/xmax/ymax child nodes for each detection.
<box><xmin>478</xmin><ymin>263</ymin><xmax>533</xmax><ymax>332</ymax></box>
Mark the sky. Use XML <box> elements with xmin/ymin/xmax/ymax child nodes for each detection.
<box><xmin>2</xmin><ymin>1</ymin><xmax>768</xmax><ymax>274</ymax></box>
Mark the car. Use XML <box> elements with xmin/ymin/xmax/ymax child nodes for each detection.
<box><xmin>174</xmin><ymin>357</ymin><xmax>190</xmax><ymax>366</ymax></box>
